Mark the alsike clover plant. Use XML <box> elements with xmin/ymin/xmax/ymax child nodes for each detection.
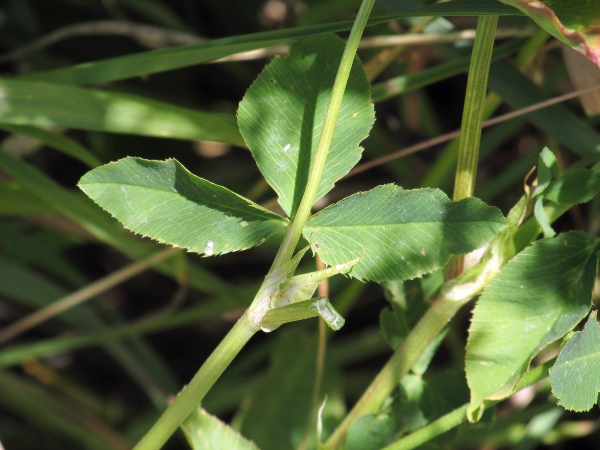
<box><xmin>78</xmin><ymin>15</ymin><xmax>506</xmax><ymax>450</ymax></box>
<box><xmin>76</xmin><ymin>2</ymin><xmax>600</xmax><ymax>449</ymax></box>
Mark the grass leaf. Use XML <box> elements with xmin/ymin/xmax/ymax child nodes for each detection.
<box><xmin>18</xmin><ymin>1</ymin><xmax>521</xmax><ymax>86</ymax></box>
<box><xmin>0</xmin><ymin>79</ymin><xmax>244</xmax><ymax>146</ymax></box>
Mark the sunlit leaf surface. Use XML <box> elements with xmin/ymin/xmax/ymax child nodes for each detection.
<box><xmin>238</xmin><ymin>34</ymin><xmax>374</xmax><ymax>217</ymax></box>
<box><xmin>303</xmin><ymin>185</ymin><xmax>506</xmax><ymax>282</ymax></box>
<box><xmin>79</xmin><ymin>157</ymin><xmax>288</xmax><ymax>256</ymax></box>
<box><xmin>466</xmin><ymin>231</ymin><xmax>598</xmax><ymax>418</ymax></box>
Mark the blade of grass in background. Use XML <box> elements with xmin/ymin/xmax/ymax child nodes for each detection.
<box><xmin>0</xmin><ymin>79</ymin><xmax>245</xmax><ymax>147</ymax></box>
<box><xmin>371</xmin><ymin>38</ymin><xmax>524</xmax><ymax>103</ymax></box>
<box><xmin>18</xmin><ymin>2</ymin><xmax>521</xmax><ymax>86</ymax></box>
<box><xmin>0</xmin><ymin>148</ymin><xmax>244</xmax><ymax>301</ymax></box>
<box><xmin>488</xmin><ymin>60</ymin><xmax>600</xmax><ymax>158</ymax></box>
<box><xmin>0</xmin><ymin>255</ymin><xmax>179</xmax><ymax>403</ymax></box>
<box><xmin>119</xmin><ymin>0</ymin><xmax>193</xmax><ymax>31</ymax></box>
<box><xmin>0</xmin><ymin>370</ymin><xmax>130</xmax><ymax>450</ymax></box>
<box><xmin>0</xmin><ymin>124</ymin><xmax>101</xmax><ymax>167</ymax></box>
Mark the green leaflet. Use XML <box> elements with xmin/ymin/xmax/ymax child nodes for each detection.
<box><xmin>238</xmin><ymin>34</ymin><xmax>374</xmax><ymax>218</ymax></box>
<box><xmin>0</xmin><ymin>79</ymin><xmax>245</xmax><ymax>146</ymax></box>
<box><xmin>550</xmin><ymin>311</ymin><xmax>600</xmax><ymax>412</ymax></box>
<box><xmin>531</xmin><ymin>148</ymin><xmax>600</xmax><ymax>238</ymax></box>
<box><xmin>182</xmin><ymin>407</ymin><xmax>259</xmax><ymax>450</ymax></box>
<box><xmin>533</xmin><ymin>147</ymin><xmax>559</xmax><ymax>197</ymax></box>
<box><xmin>544</xmin><ymin>169</ymin><xmax>600</xmax><ymax>205</ymax></box>
<box><xmin>78</xmin><ymin>157</ymin><xmax>288</xmax><ymax>256</ymax></box>
<box><xmin>465</xmin><ymin>231</ymin><xmax>598</xmax><ymax>421</ymax></box>
<box><xmin>303</xmin><ymin>184</ymin><xmax>506</xmax><ymax>282</ymax></box>
<box><xmin>532</xmin><ymin>148</ymin><xmax>560</xmax><ymax>238</ymax></box>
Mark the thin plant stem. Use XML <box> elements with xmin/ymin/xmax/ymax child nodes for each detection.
<box><xmin>299</xmin><ymin>255</ymin><xmax>329</xmax><ymax>450</ymax></box>
<box><xmin>133</xmin><ymin>2</ymin><xmax>376</xmax><ymax>448</ymax></box>
<box><xmin>0</xmin><ymin>246</ymin><xmax>180</xmax><ymax>345</ymax></box>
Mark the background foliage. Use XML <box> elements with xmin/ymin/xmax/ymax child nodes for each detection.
<box><xmin>1</xmin><ymin>1</ymin><xmax>599</xmax><ymax>449</ymax></box>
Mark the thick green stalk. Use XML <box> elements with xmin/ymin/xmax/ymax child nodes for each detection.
<box><xmin>133</xmin><ymin>2</ymin><xmax>376</xmax><ymax>448</ymax></box>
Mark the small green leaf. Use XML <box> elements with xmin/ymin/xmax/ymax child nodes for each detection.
<box><xmin>499</xmin><ymin>0</ymin><xmax>600</xmax><ymax>66</ymax></box>
<box><xmin>181</xmin><ymin>407</ymin><xmax>259</xmax><ymax>450</ymax></box>
<box><xmin>550</xmin><ymin>311</ymin><xmax>600</xmax><ymax>412</ymax></box>
<box><xmin>466</xmin><ymin>231</ymin><xmax>598</xmax><ymax>420</ymax></box>
<box><xmin>533</xmin><ymin>197</ymin><xmax>556</xmax><ymax>238</ymax></box>
<box><xmin>303</xmin><ymin>185</ymin><xmax>506</xmax><ymax>282</ymax></box>
<box><xmin>238</xmin><ymin>34</ymin><xmax>374</xmax><ymax>217</ymax></box>
<box><xmin>544</xmin><ymin>169</ymin><xmax>600</xmax><ymax>205</ymax></box>
<box><xmin>533</xmin><ymin>147</ymin><xmax>559</xmax><ymax>197</ymax></box>
<box><xmin>78</xmin><ymin>157</ymin><xmax>288</xmax><ymax>255</ymax></box>
<box><xmin>277</xmin><ymin>257</ymin><xmax>358</xmax><ymax>307</ymax></box>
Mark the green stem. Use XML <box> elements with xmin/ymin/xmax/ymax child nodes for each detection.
<box><xmin>325</xmin><ymin>295</ymin><xmax>468</xmax><ymax>448</ymax></box>
<box><xmin>133</xmin><ymin>314</ymin><xmax>256</xmax><ymax>450</ymax></box>
<box><xmin>271</xmin><ymin>0</ymin><xmax>376</xmax><ymax>269</ymax></box>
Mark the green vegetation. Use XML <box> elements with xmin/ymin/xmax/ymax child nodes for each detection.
<box><xmin>1</xmin><ymin>1</ymin><xmax>599</xmax><ymax>449</ymax></box>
